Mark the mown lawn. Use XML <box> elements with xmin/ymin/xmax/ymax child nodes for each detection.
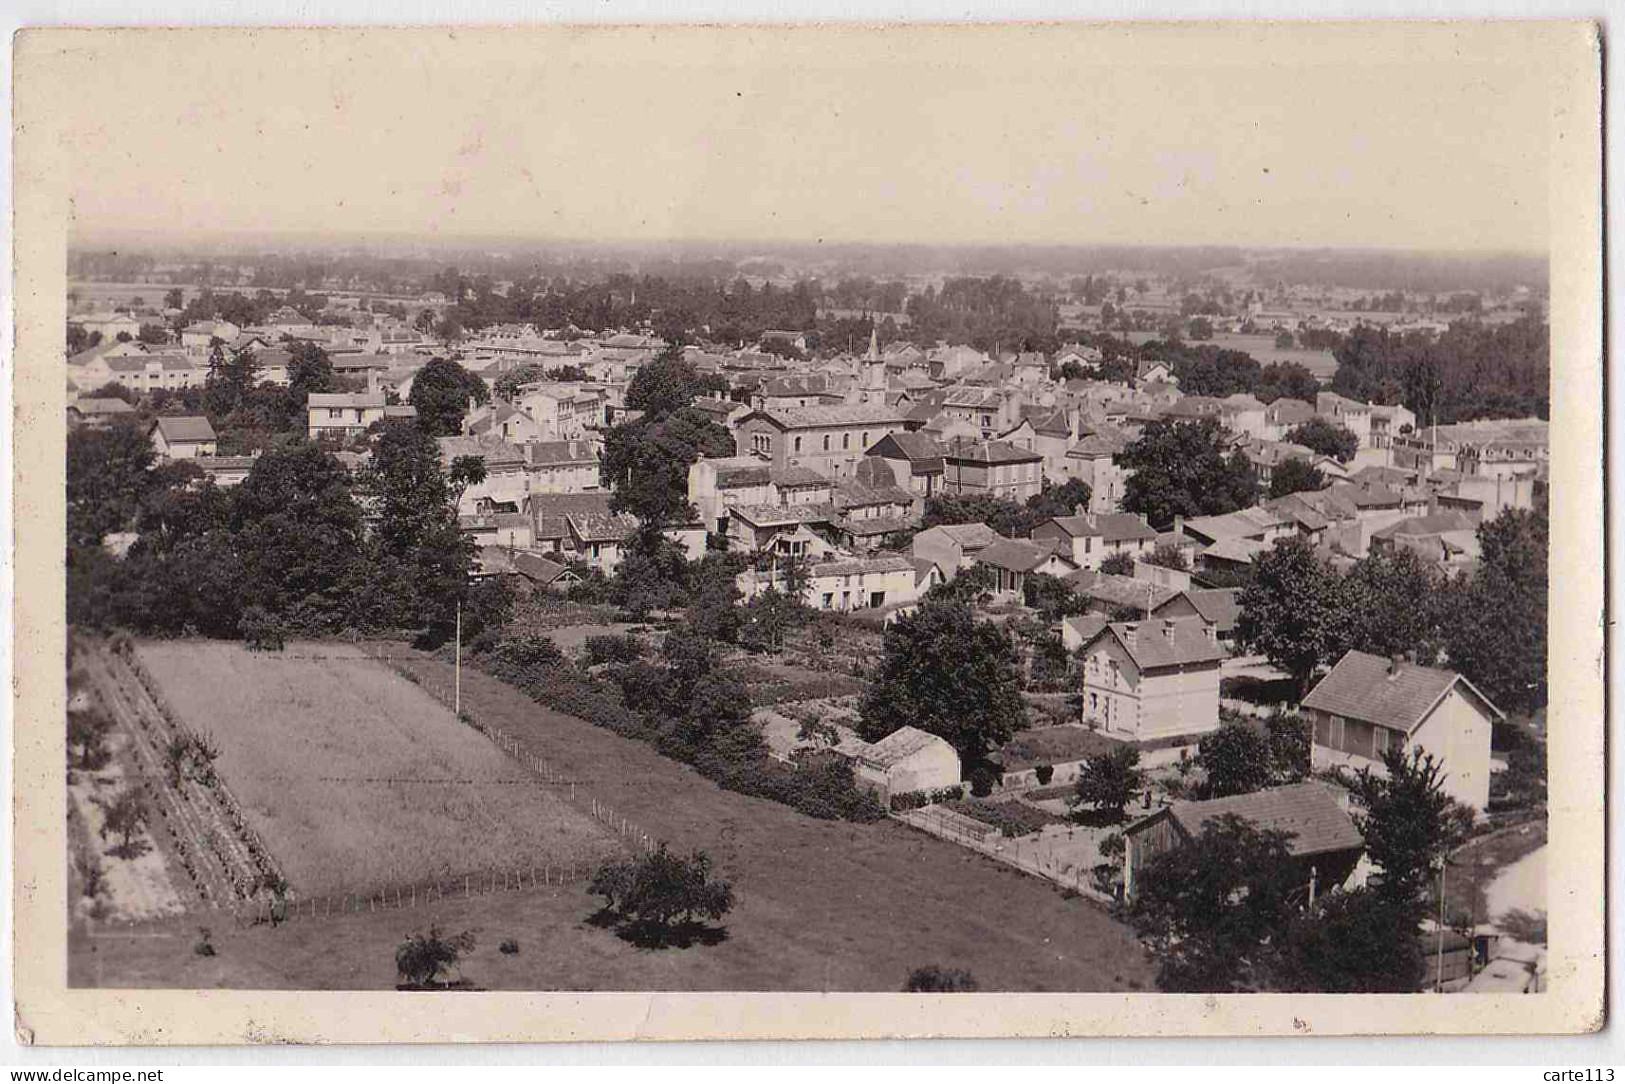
<box><xmin>75</xmin><ymin>648</ymin><xmax>1156</xmax><ymax>992</ymax></box>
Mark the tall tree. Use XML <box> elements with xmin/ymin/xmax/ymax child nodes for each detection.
<box><xmin>1441</xmin><ymin>508</ymin><xmax>1548</xmax><ymax>715</ymax></box>
<box><xmin>1284</xmin><ymin>418</ymin><xmax>1360</xmax><ymax>464</ymax></box>
<box><xmin>232</xmin><ymin>444</ymin><xmax>367</xmax><ymax>633</ymax></box>
<box><xmin>1120</xmin><ymin>418</ymin><xmax>1259</xmax><ymax>527</ymax></box>
<box><xmin>286</xmin><ymin>341</ymin><xmax>336</xmax><ymax>396</ymax></box>
<box><xmin>1267</xmin><ymin>458</ymin><xmax>1327</xmax><ymax>498</ymax></box>
<box><xmin>408</xmin><ymin>357</ymin><xmax>489</xmax><ymax>437</ymax></box>
<box><xmin>1194</xmin><ymin>721</ymin><xmax>1275</xmax><ymax>799</ymax></box>
<box><xmin>859</xmin><ymin>595</ymin><xmax>1027</xmax><ymax>761</ymax></box>
<box><xmin>625</xmin><ymin>350</ymin><xmax>718</xmax><ymax>421</ymax></box>
<box><xmin>358</xmin><ymin>420</ymin><xmax>473</xmax><ymax>639</ymax></box>
<box><xmin>67</xmin><ymin>418</ymin><xmax>157</xmax><ymax>547</ymax></box>
<box><xmin>1342</xmin><ymin>546</ymin><xmax>1447</xmax><ymax>664</ymax></box>
<box><xmin>1235</xmin><ymin>536</ymin><xmax>1352</xmax><ymax>697</ymax></box>
<box><xmin>1127</xmin><ymin>814</ymin><xmax>1300</xmax><ymax>992</ymax></box>
<box><xmin>1274</xmin><ymin>888</ymin><xmax>1426</xmax><ymax>993</ymax></box>
<box><xmin>602</xmin><ymin>408</ymin><xmax>734</xmax><ymax>527</ymax></box>
<box><xmin>1350</xmin><ymin>747</ymin><xmax>1473</xmax><ymax>912</ymax></box>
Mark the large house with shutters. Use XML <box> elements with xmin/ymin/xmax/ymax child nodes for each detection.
<box><xmin>939</xmin><ymin>437</ymin><xmax>1044</xmax><ymax>502</ymax></box>
<box><xmin>734</xmin><ymin>403</ymin><xmax>907</xmax><ymax>480</ymax></box>
<box><xmin>307</xmin><ymin>392</ymin><xmax>417</xmax><ymax>440</ymax></box>
<box><xmin>1301</xmin><ymin>650</ymin><xmax>1500</xmax><ymax>812</ymax></box>
<box><xmin>1031</xmin><ymin>511</ymin><xmax>1159</xmax><ymax>570</ymax></box>
<box><xmin>1076</xmin><ymin>617</ymin><xmax>1226</xmax><ymax>741</ymax></box>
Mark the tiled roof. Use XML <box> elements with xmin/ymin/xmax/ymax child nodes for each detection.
<box><xmin>70</xmin><ymin>398</ymin><xmax>134</xmax><ymax>415</ymax></box>
<box><xmin>1063</xmin><ymin>570</ymin><xmax>1178</xmax><ymax>611</ymax></box>
<box><xmin>1155</xmin><ymin>588</ymin><xmax>1242</xmax><ymax>631</ymax></box>
<box><xmin>152</xmin><ymin>415</ymin><xmax>216</xmax><ymax>443</ymax></box>
<box><xmin>729</xmin><ymin>502</ymin><xmax>837</xmax><ymax>527</ymax></box>
<box><xmin>567</xmin><ymin>511</ymin><xmax>637</xmax><ymax>543</ymax></box>
<box><xmin>973</xmin><ymin>537</ymin><xmax>1069</xmax><ymax>575</ymax></box>
<box><xmin>1265</xmin><ymin>398</ymin><xmax>1317</xmax><ymax>425</ymax></box>
<box><xmin>941</xmin><ymin>437</ymin><xmax>1043</xmax><ymax>465</ymax></box>
<box><xmin>437</xmin><ymin>436</ymin><xmax>526</xmax><ymax>469</ymax></box>
<box><xmin>812</xmin><ymin>554</ymin><xmax>916</xmax><ymax>578</ymax></box>
<box><xmin>833</xmin><ymin>477</ymin><xmax>913</xmax><ymax>509</ymax></box>
<box><xmin>750</xmin><ymin>403</ymin><xmax>905</xmax><ymax>429</ymax></box>
<box><xmin>1371</xmin><ymin>512</ymin><xmax>1477</xmax><ymax>540</ymax></box>
<box><xmin>921</xmin><ymin>522</ymin><xmax>1001</xmax><ymax>549</ymax></box>
<box><xmin>1302</xmin><ymin>649</ymin><xmax>1503</xmax><ymax>732</ymax></box>
<box><xmin>1200</xmin><ymin>537</ymin><xmax>1269</xmax><ymax>564</ymax></box>
<box><xmin>1043</xmin><ymin>512</ymin><xmax>1157</xmax><ymax>543</ymax></box>
<box><xmin>309</xmin><ymin>392</ymin><xmax>386</xmax><ymax>409</ymax></box>
<box><xmin>770</xmin><ymin>465</ymin><xmax>832</xmax><ymax>488</ymax></box>
<box><xmin>870</xmin><ymin>432</ymin><xmax>946</xmax><ymax>461</ymax></box>
<box><xmin>525</xmin><ymin>440</ymin><xmax>598</xmax><ymax>467</ymax></box>
<box><xmin>839</xmin><ymin>513</ymin><xmax>918</xmax><ymax>538</ymax></box>
<box><xmin>1158</xmin><ymin>782</ymin><xmax>1365</xmax><ymax>858</ymax></box>
<box><xmin>512</xmin><ymin>552</ymin><xmax>575</xmax><ymax>585</ymax></box>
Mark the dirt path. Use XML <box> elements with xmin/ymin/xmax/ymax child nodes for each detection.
<box><xmin>1486</xmin><ymin>845</ymin><xmax>1546</xmax><ymax>923</ymax></box>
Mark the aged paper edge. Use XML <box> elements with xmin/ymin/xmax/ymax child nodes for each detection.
<box><xmin>9</xmin><ymin>22</ymin><xmax>1605</xmax><ymax>1045</ymax></box>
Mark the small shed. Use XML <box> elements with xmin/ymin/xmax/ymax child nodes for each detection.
<box><xmin>1121</xmin><ymin>781</ymin><xmax>1364</xmax><ymax>901</ymax></box>
<box><xmin>842</xmin><ymin>725</ymin><xmax>961</xmax><ymax>802</ymax></box>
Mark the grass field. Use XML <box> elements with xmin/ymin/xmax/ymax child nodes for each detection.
<box><xmin>77</xmin><ymin>647</ymin><xmax>1156</xmax><ymax>991</ymax></box>
<box><xmin>134</xmin><ymin>641</ymin><xmax>620</xmax><ymax>897</ymax></box>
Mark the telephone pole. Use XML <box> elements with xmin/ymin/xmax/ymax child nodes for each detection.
<box><xmin>455</xmin><ymin>600</ymin><xmax>462</xmax><ymax>716</ymax></box>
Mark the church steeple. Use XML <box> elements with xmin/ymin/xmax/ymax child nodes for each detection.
<box><xmin>866</xmin><ymin>326</ymin><xmax>880</xmax><ymax>362</ymax></box>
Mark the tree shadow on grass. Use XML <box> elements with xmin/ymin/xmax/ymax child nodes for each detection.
<box><xmin>585</xmin><ymin>907</ymin><xmax>730</xmax><ymax>950</ymax></box>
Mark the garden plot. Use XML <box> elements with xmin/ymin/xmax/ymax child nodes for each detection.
<box><xmin>135</xmin><ymin>641</ymin><xmax>621</xmax><ymax>897</ymax></box>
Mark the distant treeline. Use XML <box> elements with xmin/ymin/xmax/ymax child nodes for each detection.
<box><xmin>1250</xmin><ymin>250</ymin><xmax>1547</xmax><ymax>297</ymax></box>
<box><xmin>1330</xmin><ymin>316</ymin><xmax>1549</xmax><ymax>423</ymax></box>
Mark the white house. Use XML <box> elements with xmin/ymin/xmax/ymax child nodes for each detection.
<box><xmin>1077</xmin><ymin>617</ymin><xmax>1226</xmax><ymax>741</ymax></box>
<box><xmin>148</xmin><ymin>415</ymin><xmax>217</xmax><ymax>460</ymax></box>
<box><xmin>1301</xmin><ymin>650</ymin><xmax>1500</xmax><ymax>813</ymax></box>
<box><xmin>841</xmin><ymin>726</ymin><xmax>961</xmax><ymax>803</ymax></box>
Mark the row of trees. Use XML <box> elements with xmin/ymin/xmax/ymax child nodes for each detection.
<box><xmin>67</xmin><ymin>417</ymin><xmax>491</xmax><ymax>647</ymax></box>
<box><xmin>1236</xmin><ymin>512</ymin><xmax>1549</xmax><ymax>716</ymax></box>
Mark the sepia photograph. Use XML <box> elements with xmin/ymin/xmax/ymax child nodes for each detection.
<box><xmin>9</xmin><ymin>19</ymin><xmax>1605</xmax><ymax>1045</ymax></box>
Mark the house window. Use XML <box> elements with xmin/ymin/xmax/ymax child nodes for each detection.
<box><xmin>823</xmin><ymin>435</ymin><xmax>831</xmax><ymax>452</ymax></box>
<box><xmin>794</xmin><ymin>436</ymin><xmax>802</xmax><ymax>452</ymax></box>
<box><xmin>862</xmin><ymin>431</ymin><xmax>869</xmax><ymax>447</ymax></box>
<box><xmin>1374</xmin><ymin>727</ymin><xmax>1393</xmax><ymax>757</ymax></box>
<box><xmin>1329</xmin><ymin>715</ymin><xmax>1345</xmax><ymax>751</ymax></box>
<box><xmin>843</xmin><ymin>433</ymin><xmax>850</xmax><ymax>450</ymax></box>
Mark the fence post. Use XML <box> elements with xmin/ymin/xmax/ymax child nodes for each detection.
<box><xmin>465</xmin><ymin>874</ymin><xmax>470</xmax><ymax>898</ymax></box>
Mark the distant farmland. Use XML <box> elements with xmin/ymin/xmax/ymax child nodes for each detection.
<box><xmin>135</xmin><ymin>641</ymin><xmax>620</xmax><ymax>896</ymax></box>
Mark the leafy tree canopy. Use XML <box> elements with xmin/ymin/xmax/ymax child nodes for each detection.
<box><xmin>1120</xmin><ymin>418</ymin><xmax>1259</xmax><ymax>527</ymax></box>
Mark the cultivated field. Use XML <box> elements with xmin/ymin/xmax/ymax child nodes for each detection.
<box><xmin>134</xmin><ymin>641</ymin><xmax>621</xmax><ymax>896</ymax></box>
<box><xmin>77</xmin><ymin>648</ymin><xmax>1156</xmax><ymax>991</ymax></box>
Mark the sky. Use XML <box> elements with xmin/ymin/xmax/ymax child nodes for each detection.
<box><xmin>38</xmin><ymin>23</ymin><xmax>1576</xmax><ymax>254</ymax></box>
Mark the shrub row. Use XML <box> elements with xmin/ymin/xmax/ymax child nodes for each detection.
<box><xmin>470</xmin><ymin>648</ymin><xmax>883</xmax><ymax>824</ymax></box>
<box><xmin>888</xmin><ymin>785</ymin><xmax>967</xmax><ymax>812</ymax></box>
<box><xmin>748</xmin><ymin>674</ymin><xmax>868</xmax><ymax>707</ymax></box>
<box><xmin>944</xmin><ymin>798</ymin><xmax>1068</xmax><ymax>838</ymax></box>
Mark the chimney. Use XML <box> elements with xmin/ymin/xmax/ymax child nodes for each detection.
<box><xmin>1137</xmin><ymin>513</ymin><xmax>1148</xmax><ymax>527</ymax></box>
<box><xmin>1122</xmin><ymin>623</ymin><xmax>1137</xmax><ymax>646</ymax></box>
<box><xmin>1173</xmin><ymin>514</ymin><xmax>1184</xmax><ymax>536</ymax></box>
<box><xmin>1162</xmin><ymin>619</ymin><xmax>1177</xmax><ymax>640</ymax></box>
<box><xmin>1202</xmin><ymin>623</ymin><xmax>1217</xmax><ymax>643</ymax></box>
<box><xmin>1085</xmin><ymin>513</ymin><xmax>1098</xmax><ymax>532</ymax></box>
<box><xmin>1073</xmin><ymin>503</ymin><xmax>1086</xmax><ymax>518</ymax></box>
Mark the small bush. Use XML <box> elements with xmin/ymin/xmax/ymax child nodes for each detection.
<box><xmin>499</xmin><ymin>938</ymin><xmax>520</xmax><ymax>956</ymax></box>
<box><xmin>395</xmin><ymin>926</ymin><xmax>476</xmax><ymax>987</ymax></box>
<box><xmin>583</xmin><ymin>634</ymin><xmax>644</xmax><ymax>667</ymax></box>
<box><xmin>1034</xmin><ymin>764</ymin><xmax>1054</xmax><ymax>786</ymax></box>
<box><xmin>903</xmin><ymin>965</ymin><xmax>979</xmax><ymax>992</ymax></box>
<box><xmin>969</xmin><ymin>765</ymin><xmax>996</xmax><ymax>798</ymax></box>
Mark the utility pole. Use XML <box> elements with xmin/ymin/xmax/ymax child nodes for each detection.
<box><xmin>1436</xmin><ymin>860</ymin><xmax>1447</xmax><ymax>990</ymax></box>
<box><xmin>455</xmin><ymin>600</ymin><xmax>462</xmax><ymax>717</ymax></box>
